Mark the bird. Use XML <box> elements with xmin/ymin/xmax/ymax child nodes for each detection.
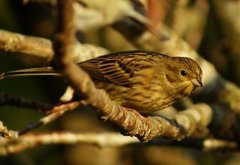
<box><xmin>0</xmin><ymin>50</ymin><xmax>203</xmax><ymax>113</ymax></box>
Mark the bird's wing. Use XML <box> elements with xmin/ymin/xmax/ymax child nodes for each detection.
<box><xmin>79</xmin><ymin>51</ymin><xmax>163</xmax><ymax>87</ymax></box>
<box><xmin>79</xmin><ymin>56</ymin><xmax>136</xmax><ymax>87</ymax></box>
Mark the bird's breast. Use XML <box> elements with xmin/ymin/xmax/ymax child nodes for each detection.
<box><xmin>93</xmin><ymin>79</ymin><xmax>179</xmax><ymax>113</ymax></box>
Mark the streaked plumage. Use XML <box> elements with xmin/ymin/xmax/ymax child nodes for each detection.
<box><xmin>0</xmin><ymin>50</ymin><xmax>203</xmax><ymax>113</ymax></box>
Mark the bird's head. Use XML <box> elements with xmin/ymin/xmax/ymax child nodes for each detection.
<box><xmin>165</xmin><ymin>57</ymin><xmax>203</xmax><ymax>96</ymax></box>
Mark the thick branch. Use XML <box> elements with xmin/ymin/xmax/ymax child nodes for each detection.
<box><xmin>0</xmin><ymin>132</ymin><xmax>138</xmax><ymax>155</ymax></box>
<box><xmin>0</xmin><ymin>132</ymin><xmax>238</xmax><ymax>155</ymax></box>
<box><xmin>0</xmin><ymin>30</ymin><xmax>52</xmax><ymax>59</ymax></box>
<box><xmin>0</xmin><ymin>29</ymin><xmax>108</xmax><ymax>62</ymax></box>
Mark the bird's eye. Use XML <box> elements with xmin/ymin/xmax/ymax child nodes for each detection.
<box><xmin>180</xmin><ymin>69</ymin><xmax>187</xmax><ymax>76</ymax></box>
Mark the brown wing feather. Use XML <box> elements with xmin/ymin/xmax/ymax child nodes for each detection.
<box><xmin>79</xmin><ymin>56</ymin><xmax>135</xmax><ymax>87</ymax></box>
<box><xmin>99</xmin><ymin>59</ymin><xmax>134</xmax><ymax>86</ymax></box>
<box><xmin>79</xmin><ymin>50</ymin><xmax>163</xmax><ymax>87</ymax></box>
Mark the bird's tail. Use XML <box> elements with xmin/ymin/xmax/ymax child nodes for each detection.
<box><xmin>0</xmin><ymin>67</ymin><xmax>60</xmax><ymax>80</ymax></box>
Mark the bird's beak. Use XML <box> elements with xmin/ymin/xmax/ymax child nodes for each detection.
<box><xmin>191</xmin><ymin>78</ymin><xmax>203</xmax><ymax>87</ymax></box>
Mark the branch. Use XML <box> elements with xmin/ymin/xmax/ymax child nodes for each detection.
<box><xmin>0</xmin><ymin>93</ymin><xmax>54</xmax><ymax>111</ymax></box>
<box><xmin>18</xmin><ymin>101</ymin><xmax>81</xmax><ymax>135</ymax></box>
<box><xmin>0</xmin><ymin>121</ymin><xmax>18</xmax><ymax>140</ymax></box>
<box><xmin>1</xmin><ymin>131</ymin><xmax>238</xmax><ymax>155</ymax></box>
<box><xmin>0</xmin><ymin>29</ymin><xmax>53</xmax><ymax>59</ymax></box>
<box><xmin>0</xmin><ymin>132</ymin><xmax>138</xmax><ymax>155</ymax></box>
<box><xmin>0</xmin><ymin>29</ymin><xmax>108</xmax><ymax>62</ymax></box>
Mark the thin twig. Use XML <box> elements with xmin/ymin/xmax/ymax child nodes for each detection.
<box><xmin>0</xmin><ymin>93</ymin><xmax>54</xmax><ymax>112</ymax></box>
<box><xmin>18</xmin><ymin>101</ymin><xmax>81</xmax><ymax>135</ymax></box>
